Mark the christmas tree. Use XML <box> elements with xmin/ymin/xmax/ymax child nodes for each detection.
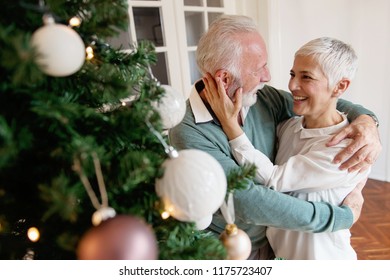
<box><xmin>0</xmin><ymin>0</ymin><xmax>245</xmax><ymax>260</ymax></box>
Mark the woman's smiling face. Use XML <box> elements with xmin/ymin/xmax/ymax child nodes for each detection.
<box><xmin>288</xmin><ymin>55</ymin><xmax>339</xmax><ymax>127</ymax></box>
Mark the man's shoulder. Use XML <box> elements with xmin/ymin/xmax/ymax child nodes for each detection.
<box><xmin>249</xmin><ymin>85</ymin><xmax>292</xmax><ymax>114</ymax></box>
<box><xmin>259</xmin><ymin>85</ymin><xmax>290</xmax><ymax>95</ymax></box>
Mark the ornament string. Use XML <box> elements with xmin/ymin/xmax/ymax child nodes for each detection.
<box><xmin>72</xmin><ymin>152</ymin><xmax>109</xmax><ymax>210</ymax></box>
<box><xmin>145</xmin><ymin>119</ymin><xmax>178</xmax><ymax>158</ymax></box>
<box><xmin>220</xmin><ymin>192</ymin><xmax>235</xmax><ymax>225</ymax></box>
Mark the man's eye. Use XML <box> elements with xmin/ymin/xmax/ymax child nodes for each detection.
<box><xmin>302</xmin><ymin>75</ymin><xmax>312</xmax><ymax>79</ymax></box>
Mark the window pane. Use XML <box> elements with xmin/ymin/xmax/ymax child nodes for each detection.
<box><xmin>185</xmin><ymin>11</ymin><xmax>204</xmax><ymax>46</ymax></box>
<box><xmin>208</xmin><ymin>12</ymin><xmax>223</xmax><ymax>26</ymax></box>
<box><xmin>151</xmin><ymin>52</ymin><xmax>169</xmax><ymax>85</ymax></box>
<box><xmin>133</xmin><ymin>7</ymin><xmax>164</xmax><ymax>47</ymax></box>
<box><xmin>106</xmin><ymin>29</ymin><xmax>132</xmax><ymax>50</ymax></box>
<box><xmin>188</xmin><ymin>51</ymin><xmax>201</xmax><ymax>84</ymax></box>
<box><xmin>184</xmin><ymin>0</ymin><xmax>202</xmax><ymax>6</ymax></box>
<box><xmin>207</xmin><ymin>0</ymin><xmax>223</xmax><ymax>7</ymax></box>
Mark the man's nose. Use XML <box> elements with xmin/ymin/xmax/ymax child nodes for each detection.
<box><xmin>260</xmin><ymin>67</ymin><xmax>271</xmax><ymax>83</ymax></box>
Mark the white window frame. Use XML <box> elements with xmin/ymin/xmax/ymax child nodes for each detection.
<box><xmin>125</xmin><ymin>1</ymin><xmax>236</xmax><ymax>97</ymax></box>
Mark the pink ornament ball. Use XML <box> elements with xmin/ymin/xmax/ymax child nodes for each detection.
<box><xmin>77</xmin><ymin>215</ymin><xmax>158</xmax><ymax>260</ymax></box>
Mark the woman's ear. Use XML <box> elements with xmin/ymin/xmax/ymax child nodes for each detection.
<box><xmin>332</xmin><ymin>79</ymin><xmax>351</xmax><ymax>97</ymax></box>
<box><xmin>215</xmin><ymin>69</ymin><xmax>231</xmax><ymax>90</ymax></box>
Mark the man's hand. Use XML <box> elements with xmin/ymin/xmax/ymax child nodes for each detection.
<box><xmin>342</xmin><ymin>178</ymin><xmax>367</xmax><ymax>224</ymax></box>
<box><xmin>327</xmin><ymin>115</ymin><xmax>382</xmax><ymax>173</ymax></box>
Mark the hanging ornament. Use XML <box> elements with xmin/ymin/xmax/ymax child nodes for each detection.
<box><xmin>73</xmin><ymin>152</ymin><xmax>158</xmax><ymax>260</ymax></box>
<box><xmin>220</xmin><ymin>223</ymin><xmax>251</xmax><ymax>260</ymax></box>
<box><xmin>155</xmin><ymin>149</ymin><xmax>227</xmax><ymax>229</ymax></box>
<box><xmin>77</xmin><ymin>215</ymin><xmax>158</xmax><ymax>260</ymax></box>
<box><xmin>194</xmin><ymin>214</ymin><xmax>213</xmax><ymax>230</ymax></box>
<box><xmin>219</xmin><ymin>193</ymin><xmax>251</xmax><ymax>260</ymax></box>
<box><xmin>31</xmin><ymin>14</ymin><xmax>85</xmax><ymax>77</ymax></box>
<box><xmin>153</xmin><ymin>85</ymin><xmax>186</xmax><ymax>129</ymax></box>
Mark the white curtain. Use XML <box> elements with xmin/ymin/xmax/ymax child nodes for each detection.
<box><xmin>265</xmin><ymin>0</ymin><xmax>390</xmax><ymax>181</ymax></box>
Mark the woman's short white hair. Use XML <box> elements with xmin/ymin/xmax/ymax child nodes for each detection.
<box><xmin>196</xmin><ymin>15</ymin><xmax>259</xmax><ymax>81</ymax></box>
<box><xmin>295</xmin><ymin>37</ymin><xmax>358</xmax><ymax>88</ymax></box>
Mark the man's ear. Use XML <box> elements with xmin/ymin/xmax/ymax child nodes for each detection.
<box><xmin>215</xmin><ymin>69</ymin><xmax>232</xmax><ymax>90</ymax></box>
<box><xmin>332</xmin><ymin>79</ymin><xmax>351</xmax><ymax>97</ymax></box>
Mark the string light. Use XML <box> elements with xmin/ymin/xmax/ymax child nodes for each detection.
<box><xmin>27</xmin><ymin>227</ymin><xmax>40</xmax><ymax>242</ymax></box>
<box><xmin>161</xmin><ymin>211</ymin><xmax>170</xmax><ymax>220</ymax></box>
<box><xmin>86</xmin><ymin>46</ymin><xmax>94</xmax><ymax>60</ymax></box>
<box><xmin>69</xmin><ymin>16</ymin><xmax>82</xmax><ymax>27</ymax></box>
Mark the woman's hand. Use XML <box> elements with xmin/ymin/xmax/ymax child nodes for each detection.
<box><xmin>202</xmin><ymin>73</ymin><xmax>243</xmax><ymax>140</ymax></box>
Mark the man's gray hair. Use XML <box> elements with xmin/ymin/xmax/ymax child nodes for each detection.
<box><xmin>196</xmin><ymin>15</ymin><xmax>259</xmax><ymax>80</ymax></box>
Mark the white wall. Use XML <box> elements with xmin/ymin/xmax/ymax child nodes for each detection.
<box><xmin>237</xmin><ymin>0</ymin><xmax>390</xmax><ymax>182</ymax></box>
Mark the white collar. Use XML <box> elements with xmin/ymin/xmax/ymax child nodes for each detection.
<box><xmin>189</xmin><ymin>82</ymin><xmax>250</xmax><ymax>124</ymax></box>
<box><xmin>189</xmin><ymin>85</ymin><xmax>213</xmax><ymax>123</ymax></box>
<box><xmin>295</xmin><ymin>112</ymin><xmax>349</xmax><ymax>139</ymax></box>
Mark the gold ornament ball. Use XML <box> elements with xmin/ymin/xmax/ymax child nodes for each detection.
<box><xmin>220</xmin><ymin>224</ymin><xmax>252</xmax><ymax>260</ymax></box>
<box><xmin>77</xmin><ymin>215</ymin><xmax>158</xmax><ymax>260</ymax></box>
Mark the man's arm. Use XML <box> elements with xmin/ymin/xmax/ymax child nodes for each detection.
<box><xmin>233</xmin><ymin>181</ymin><xmax>353</xmax><ymax>232</ymax></box>
<box><xmin>342</xmin><ymin>178</ymin><xmax>366</xmax><ymax>224</ymax></box>
<box><xmin>334</xmin><ymin>99</ymin><xmax>382</xmax><ymax>172</ymax></box>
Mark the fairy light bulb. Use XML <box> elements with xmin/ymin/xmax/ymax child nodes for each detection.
<box><xmin>161</xmin><ymin>211</ymin><xmax>170</xmax><ymax>220</ymax></box>
<box><xmin>27</xmin><ymin>227</ymin><xmax>40</xmax><ymax>242</ymax></box>
<box><xmin>69</xmin><ymin>16</ymin><xmax>82</xmax><ymax>27</ymax></box>
<box><xmin>86</xmin><ymin>46</ymin><xmax>94</xmax><ymax>60</ymax></box>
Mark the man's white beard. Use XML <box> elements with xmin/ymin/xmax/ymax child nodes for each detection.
<box><xmin>241</xmin><ymin>83</ymin><xmax>265</xmax><ymax>107</ymax></box>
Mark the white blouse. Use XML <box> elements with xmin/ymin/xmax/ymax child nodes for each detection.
<box><xmin>229</xmin><ymin>113</ymin><xmax>370</xmax><ymax>259</ymax></box>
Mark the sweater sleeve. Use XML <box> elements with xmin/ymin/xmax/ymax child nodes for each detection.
<box><xmin>233</xmin><ymin>182</ymin><xmax>353</xmax><ymax>232</ymax></box>
<box><xmin>336</xmin><ymin>98</ymin><xmax>377</xmax><ymax>121</ymax></box>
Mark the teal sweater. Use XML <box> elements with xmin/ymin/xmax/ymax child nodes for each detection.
<box><xmin>169</xmin><ymin>85</ymin><xmax>373</xmax><ymax>253</ymax></box>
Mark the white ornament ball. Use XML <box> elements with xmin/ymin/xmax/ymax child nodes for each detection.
<box><xmin>195</xmin><ymin>214</ymin><xmax>213</xmax><ymax>230</ymax></box>
<box><xmin>31</xmin><ymin>22</ymin><xmax>85</xmax><ymax>77</ymax></box>
<box><xmin>153</xmin><ymin>85</ymin><xmax>186</xmax><ymax>129</ymax></box>
<box><xmin>220</xmin><ymin>224</ymin><xmax>252</xmax><ymax>260</ymax></box>
<box><xmin>155</xmin><ymin>149</ymin><xmax>227</xmax><ymax>223</ymax></box>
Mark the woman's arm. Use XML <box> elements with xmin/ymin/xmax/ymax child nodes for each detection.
<box><xmin>229</xmin><ymin>132</ymin><xmax>369</xmax><ymax>192</ymax></box>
